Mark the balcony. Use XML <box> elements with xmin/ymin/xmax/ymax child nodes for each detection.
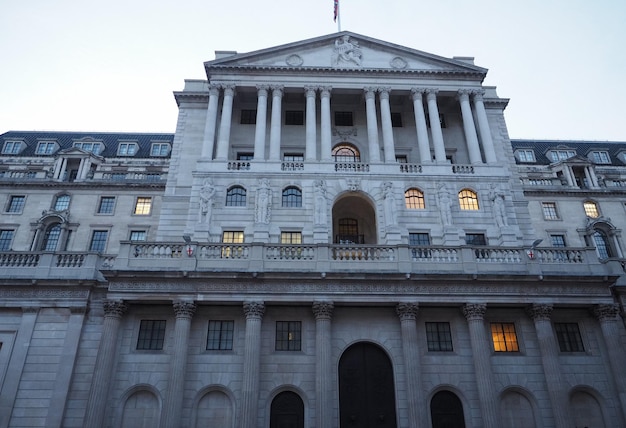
<box><xmin>0</xmin><ymin>252</ymin><xmax>109</xmax><ymax>281</ymax></box>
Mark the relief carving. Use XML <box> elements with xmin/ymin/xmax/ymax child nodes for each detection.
<box><xmin>331</xmin><ymin>35</ymin><xmax>362</xmax><ymax>67</ymax></box>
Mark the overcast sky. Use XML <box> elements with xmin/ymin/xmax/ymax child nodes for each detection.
<box><xmin>1</xmin><ymin>0</ymin><xmax>624</xmax><ymax>141</ymax></box>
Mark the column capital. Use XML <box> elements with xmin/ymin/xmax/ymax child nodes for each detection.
<box><xmin>304</xmin><ymin>86</ymin><xmax>317</xmax><ymax>97</ymax></box>
<box><xmin>173</xmin><ymin>300</ymin><xmax>197</xmax><ymax>319</ymax></box>
<box><xmin>462</xmin><ymin>303</ymin><xmax>487</xmax><ymax>321</ymax></box>
<box><xmin>221</xmin><ymin>84</ymin><xmax>236</xmax><ymax>96</ymax></box>
<box><xmin>457</xmin><ymin>89</ymin><xmax>472</xmax><ymax>101</ymax></box>
<box><xmin>378</xmin><ymin>87</ymin><xmax>391</xmax><ymax>99</ymax></box>
<box><xmin>592</xmin><ymin>303</ymin><xmax>620</xmax><ymax>322</ymax></box>
<box><xmin>425</xmin><ymin>88</ymin><xmax>439</xmax><ymax>101</ymax></box>
<box><xmin>256</xmin><ymin>84</ymin><xmax>269</xmax><ymax>96</ymax></box>
<box><xmin>364</xmin><ymin>87</ymin><xmax>377</xmax><ymax>99</ymax></box>
<box><xmin>319</xmin><ymin>86</ymin><xmax>332</xmax><ymax>98</ymax></box>
<box><xmin>270</xmin><ymin>85</ymin><xmax>284</xmax><ymax>97</ymax></box>
<box><xmin>208</xmin><ymin>84</ymin><xmax>221</xmax><ymax>96</ymax></box>
<box><xmin>243</xmin><ymin>301</ymin><xmax>265</xmax><ymax>319</ymax></box>
<box><xmin>103</xmin><ymin>300</ymin><xmax>127</xmax><ymax>319</ymax></box>
<box><xmin>526</xmin><ymin>303</ymin><xmax>553</xmax><ymax>321</ymax></box>
<box><xmin>312</xmin><ymin>301</ymin><xmax>334</xmax><ymax>320</ymax></box>
<box><xmin>410</xmin><ymin>87</ymin><xmax>427</xmax><ymax>100</ymax></box>
<box><xmin>396</xmin><ymin>302</ymin><xmax>419</xmax><ymax>321</ymax></box>
<box><xmin>472</xmin><ymin>89</ymin><xmax>486</xmax><ymax>100</ymax></box>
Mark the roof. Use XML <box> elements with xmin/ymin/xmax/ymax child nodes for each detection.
<box><xmin>511</xmin><ymin>139</ymin><xmax>626</xmax><ymax>166</ymax></box>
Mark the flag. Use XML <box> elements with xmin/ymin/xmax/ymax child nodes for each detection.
<box><xmin>333</xmin><ymin>0</ymin><xmax>338</xmax><ymax>22</ymax></box>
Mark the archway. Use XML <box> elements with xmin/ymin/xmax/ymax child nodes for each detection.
<box><xmin>332</xmin><ymin>195</ymin><xmax>377</xmax><ymax>244</ymax></box>
<box><xmin>430</xmin><ymin>390</ymin><xmax>465</xmax><ymax>428</ymax></box>
<box><xmin>339</xmin><ymin>342</ymin><xmax>397</xmax><ymax>428</ymax></box>
<box><xmin>270</xmin><ymin>391</ymin><xmax>304</xmax><ymax>428</ymax></box>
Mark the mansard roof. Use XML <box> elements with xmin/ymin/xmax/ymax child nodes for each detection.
<box><xmin>204</xmin><ymin>31</ymin><xmax>488</xmax><ymax>81</ymax></box>
<box><xmin>511</xmin><ymin>139</ymin><xmax>626</xmax><ymax>166</ymax></box>
<box><xmin>0</xmin><ymin>131</ymin><xmax>174</xmax><ymax>158</ymax></box>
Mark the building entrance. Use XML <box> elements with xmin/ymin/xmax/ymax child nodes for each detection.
<box><xmin>338</xmin><ymin>342</ymin><xmax>397</xmax><ymax>428</ymax></box>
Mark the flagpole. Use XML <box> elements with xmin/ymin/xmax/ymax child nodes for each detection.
<box><xmin>337</xmin><ymin>0</ymin><xmax>341</xmax><ymax>32</ymax></box>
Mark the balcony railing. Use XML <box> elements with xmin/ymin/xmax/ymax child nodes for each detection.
<box><xmin>0</xmin><ymin>252</ymin><xmax>107</xmax><ymax>280</ymax></box>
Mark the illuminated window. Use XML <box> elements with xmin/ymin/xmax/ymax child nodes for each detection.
<box><xmin>541</xmin><ymin>202</ymin><xmax>559</xmax><ymax>220</ymax></box>
<box><xmin>491</xmin><ymin>323</ymin><xmax>519</xmax><ymax>352</ymax></box>
<box><xmin>53</xmin><ymin>194</ymin><xmax>71</xmax><ymax>211</ymax></box>
<box><xmin>281</xmin><ymin>231</ymin><xmax>302</xmax><ymax>244</ymax></box>
<box><xmin>554</xmin><ymin>323</ymin><xmax>584</xmax><ymax>352</ymax></box>
<box><xmin>332</xmin><ymin>144</ymin><xmax>360</xmax><ymax>163</ymax></box>
<box><xmin>583</xmin><ymin>201</ymin><xmax>600</xmax><ymax>218</ymax></box>
<box><xmin>282</xmin><ymin>187</ymin><xmax>302</xmax><ymax>207</ymax></box>
<box><xmin>133</xmin><ymin>197</ymin><xmax>152</xmax><ymax>215</ymax></box>
<box><xmin>6</xmin><ymin>195</ymin><xmax>26</xmax><ymax>213</ymax></box>
<box><xmin>207</xmin><ymin>320</ymin><xmax>234</xmax><ymax>350</ymax></box>
<box><xmin>97</xmin><ymin>196</ymin><xmax>116</xmax><ymax>214</ymax></box>
<box><xmin>275</xmin><ymin>321</ymin><xmax>301</xmax><ymax>351</ymax></box>
<box><xmin>405</xmin><ymin>188</ymin><xmax>425</xmax><ymax>209</ymax></box>
<box><xmin>426</xmin><ymin>322</ymin><xmax>453</xmax><ymax>351</ymax></box>
<box><xmin>458</xmin><ymin>189</ymin><xmax>479</xmax><ymax>210</ymax></box>
<box><xmin>89</xmin><ymin>230</ymin><xmax>108</xmax><ymax>252</ymax></box>
<box><xmin>136</xmin><ymin>320</ymin><xmax>166</xmax><ymax>350</ymax></box>
<box><xmin>226</xmin><ymin>186</ymin><xmax>246</xmax><ymax>206</ymax></box>
<box><xmin>221</xmin><ymin>231</ymin><xmax>244</xmax><ymax>258</ymax></box>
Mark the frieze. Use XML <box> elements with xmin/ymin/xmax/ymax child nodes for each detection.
<box><xmin>0</xmin><ymin>288</ymin><xmax>89</xmax><ymax>299</ymax></box>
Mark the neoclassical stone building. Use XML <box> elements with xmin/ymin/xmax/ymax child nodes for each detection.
<box><xmin>1</xmin><ymin>31</ymin><xmax>626</xmax><ymax>428</ymax></box>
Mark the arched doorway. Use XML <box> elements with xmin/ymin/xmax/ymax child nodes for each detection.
<box><xmin>430</xmin><ymin>390</ymin><xmax>465</xmax><ymax>428</ymax></box>
<box><xmin>332</xmin><ymin>195</ymin><xmax>377</xmax><ymax>244</ymax></box>
<box><xmin>270</xmin><ymin>391</ymin><xmax>304</xmax><ymax>428</ymax></box>
<box><xmin>339</xmin><ymin>342</ymin><xmax>397</xmax><ymax>428</ymax></box>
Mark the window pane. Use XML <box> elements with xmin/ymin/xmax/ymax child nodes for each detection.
<box><xmin>207</xmin><ymin>320</ymin><xmax>234</xmax><ymax>350</ymax></box>
<box><xmin>555</xmin><ymin>323</ymin><xmax>584</xmax><ymax>352</ymax></box>
<box><xmin>134</xmin><ymin>197</ymin><xmax>152</xmax><ymax>215</ymax></box>
<box><xmin>275</xmin><ymin>321</ymin><xmax>301</xmax><ymax>351</ymax></box>
<box><xmin>593</xmin><ymin>230</ymin><xmax>611</xmax><ymax>259</ymax></box>
<box><xmin>221</xmin><ymin>231</ymin><xmax>244</xmax><ymax>258</ymax></box>
<box><xmin>7</xmin><ymin>196</ymin><xmax>26</xmax><ymax>213</ymax></box>
<box><xmin>0</xmin><ymin>230</ymin><xmax>14</xmax><ymax>251</ymax></box>
<box><xmin>98</xmin><ymin>197</ymin><xmax>116</xmax><ymax>214</ymax></box>
<box><xmin>226</xmin><ymin>186</ymin><xmax>246</xmax><ymax>206</ymax></box>
<box><xmin>542</xmin><ymin>202</ymin><xmax>559</xmax><ymax>220</ymax></box>
<box><xmin>409</xmin><ymin>233</ymin><xmax>430</xmax><ymax>246</ymax></box>
<box><xmin>129</xmin><ymin>230</ymin><xmax>146</xmax><ymax>241</ymax></box>
<box><xmin>491</xmin><ymin>323</ymin><xmax>519</xmax><ymax>352</ymax></box>
<box><xmin>137</xmin><ymin>320</ymin><xmax>166</xmax><ymax>350</ymax></box>
<box><xmin>240</xmin><ymin>109</ymin><xmax>257</xmax><ymax>125</ymax></box>
<box><xmin>90</xmin><ymin>230</ymin><xmax>108</xmax><ymax>252</ymax></box>
<box><xmin>465</xmin><ymin>233</ymin><xmax>486</xmax><ymax>246</ymax></box>
<box><xmin>458</xmin><ymin>190</ymin><xmax>479</xmax><ymax>210</ymax></box>
<box><xmin>583</xmin><ymin>201</ymin><xmax>599</xmax><ymax>218</ymax></box>
<box><xmin>42</xmin><ymin>224</ymin><xmax>62</xmax><ymax>251</ymax></box>
<box><xmin>285</xmin><ymin>110</ymin><xmax>304</xmax><ymax>125</ymax></box>
<box><xmin>282</xmin><ymin>187</ymin><xmax>302</xmax><ymax>207</ymax></box>
<box><xmin>426</xmin><ymin>322</ymin><xmax>453</xmax><ymax>351</ymax></box>
<box><xmin>54</xmin><ymin>195</ymin><xmax>71</xmax><ymax>211</ymax></box>
<box><xmin>281</xmin><ymin>232</ymin><xmax>302</xmax><ymax>244</ymax></box>
<box><xmin>334</xmin><ymin>111</ymin><xmax>353</xmax><ymax>126</ymax></box>
<box><xmin>550</xmin><ymin>235</ymin><xmax>566</xmax><ymax>247</ymax></box>
<box><xmin>405</xmin><ymin>189</ymin><xmax>425</xmax><ymax>209</ymax></box>
<box><xmin>332</xmin><ymin>144</ymin><xmax>360</xmax><ymax>163</ymax></box>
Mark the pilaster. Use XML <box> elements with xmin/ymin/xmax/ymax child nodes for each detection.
<box><xmin>240</xmin><ymin>301</ymin><xmax>265</xmax><ymax>427</ymax></box>
<box><xmin>313</xmin><ymin>301</ymin><xmax>334</xmax><ymax>428</ymax></box>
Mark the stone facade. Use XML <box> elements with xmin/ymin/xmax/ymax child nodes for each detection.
<box><xmin>1</xmin><ymin>31</ymin><xmax>626</xmax><ymax>427</ymax></box>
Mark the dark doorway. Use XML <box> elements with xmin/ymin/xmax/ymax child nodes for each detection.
<box><xmin>270</xmin><ymin>391</ymin><xmax>304</xmax><ymax>428</ymax></box>
<box><xmin>430</xmin><ymin>390</ymin><xmax>466</xmax><ymax>428</ymax></box>
<box><xmin>339</xmin><ymin>342</ymin><xmax>397</xmax><ymax>428</ymax></box>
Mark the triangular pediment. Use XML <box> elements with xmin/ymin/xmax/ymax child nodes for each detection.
<box><xmin>205</xmin><ymin>31</ymin><xmax>486</xmax><ymax>78</ymax></box>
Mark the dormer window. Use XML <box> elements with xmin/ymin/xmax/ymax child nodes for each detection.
<box><xmin>2</xmin><ymin>141</ymin><xmax>23</xmax><ymax>155</ymax></box>
<box><xmin>73</xmin><ymin>142</ymin><xmax>103</xmax><ymax>155</ymax></box>
<box><xmin>590</xmin><ymin>151</ymin><xmax>610</xmax><ymax>164</ymax></box>
<box><xmin>515</xmin><ymin>149</ymin><xmax>536</xmax><ymax>163</ymax></box>
<box><xmin>548</xmin><ymin>149</ymin><xmax>576</xmax><ymax>162</ymax></box>
<box><xmin>117</xmin><ymin>142</ymin><xmax>138</xmax><ymax>156</ymax></box>
<box><xmin>36</xmin><ymin>141</ymin><xmax>58</xmax><ymax>155</ymax></box>
<box><xmin>150</xmin><ymin>142</ymin><xmax>171</xmax><ymax>157</ymax></box>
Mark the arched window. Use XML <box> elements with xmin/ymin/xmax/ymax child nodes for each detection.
<box><xmin>332</xmin><ymin>143</ymin><xmax>360</xmax><ymax>163</ymax></box>
<box><xmin>431</xmin><ymin>391</ymin><xmax>466</xmax><ymax>428</ymax></box>
<box><xmin>53</xmin><ymin>194</ymin><xmax>71</xmax><ymax>211</ymax></box>
<box><xmin>458</xmin><ymin>189</ymin><xmax>479</xmax><ymax>210</ymax></box>
<box><xmin>282</xmin><ymin>186</ymin><xmax>302</xmax><ymax>207</ymax></box>
<box><xmin>225</xmin><ymin>186</ymin><xmax>246</xmax><ymax>206</ymax></box>
<box><xmin>41</xmin><ymin>223</ymin><xmax>62</xmax><ymax>251</ymax></box>
<box><xmin>405</xmin><ymin>188</ymin><xmax>425</xmax><ymax>209</ymax></box>
<box><xmin>592</xmin><ymin>230</ymin><xmax>612</xmax><ymax>259</ymax></box>
<box><xmin>583</xmin><ymin>200</ymin><xmax>600</xmax><ymax>218</ymax></box>
<box><xmin>270</xmin><ymin>391</ymin><xmax>304</xmax><ymax>428</ymax></box>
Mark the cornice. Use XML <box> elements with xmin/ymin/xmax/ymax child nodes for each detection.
<box><xmin>523</xmin><ymin>188</ymin><xmax>626</xmax><ymax>197</ymax></box>
<box><xmin>0</xmin><ymin>180</ymin><xmax>167</xmax><ymax>190</ymax></box>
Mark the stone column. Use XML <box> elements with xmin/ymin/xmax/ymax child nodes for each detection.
<box><xmin>458</xmin><ymin>89</ymin><xmax>482</xmax><ymax>164</ymax></box>
<box><xmin>472</xmin><ymin>90</ymin><xmax>497</xmax><ymax>163</ymax></box>
<box><xmin>527</xmin><ymin>304</ymin><xmax>570</xmax><ymax>428</ymax></box>
<box><xmin>462</xmin><ymin>303</ymin><xmax>499</xmax><ymax>428</ymax></box>
<box><xmin>410</xmin><ymin>88</ymin><xmax>431</xmax><ymax>164</ymax></box>
<box><xmin>215</xmin><ymin>85</ymin><xmax>235</xmax><ymax>160</ymax></box>
<box><xmin>587</xmin><ymin>166</ymin><xmax>600</xmax><ymax>187</ymax></box>
<box><xmin>240</xmin><ymin>301</ymin><xmax>265</xmax><ymax>428</ymax></box>
<box><xmin>426</xmin><ymin>89</ymin><xmax>447</xmax><ymax>163</ymax></box>
<box><xmin>268</xmin><ymin>85</ymin><xmax>284</xmax><ymax>161</ymax></box>
<box><xmin>253</xmin><ymin>85</ymin><xmax>269</xmax><ymax>161</ymax></box>
<box><xmin>379</xmin><ymin>88</ymin><xmax>396</xmax><ymax>163</ymax></box>
<box><xmin>313</xmin><ymin>301</ymin><xmax>334</xmax><ymax>428</ymax></box>
<box><xmin>305</xmin><ymin>86</ymin><xmax>318</xmax><ymax>161</ymax></box>
<box><xmin>562</xmin><ymin>166</ymin><xmax>575</xmax><ymax>187</ymax></box>
<box><xmin>593</xmin><ymin>304</ymin><xmax>626</xmax><ymax>423</ymax></box>
<box><xmin>320</xmin><ymin>87</ymin><xmax>332</xmax><ymax>161</ymax></box>
<box><xmin>364</xmin><ymin>87</ymin><xmax>381</xmax><ymax>163</ymax></box>
<box><xmin>396</xmin><ymin>302</ymin><xmax>426</xmax><ymax>427</ymax></box>
<box><xmin>84</xmin><ymin>300</ymin><xmax>127</xmax><ymax>428</ymax></box>
<box><xmin>201</xmin><ymin>84</ymin><xmax>221</xmax><ymax>159</ymax></box>
<box><xmin>162</xmin><ymin>300</ymin><xmax>197</xmax><ymax>428</ymax></box>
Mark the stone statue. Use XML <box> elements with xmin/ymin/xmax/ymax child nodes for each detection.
<box><xmin>438</xmin><ymin>183</ymin><xmax>452</xmax><ymax>226</ymax></box>
<box><xmin>314</xmin><ymin>180</ymin><xmax>328</xmax><ymax>225</ymax></box>
<box><xmin>332</xmin><ymin>35</ymin><xmax>362</xmax><ymax>67</ymax></box>
<box><xmin>490</xmin><ymin>184</ymin><xmax>508</xmax><ymax>227</ymax></box>
<box><xmin>198</xmin><ymin>179</ymin><xmax>216</xmax><ymax>223</ymax></box>
<box><xmin>382</xmin><ymin>182</ymin><xmax>397</xmax><ymax>227</ymax></box>
<box><xmin>255</xmin><ymin>178</ymin><xmax>272</xmax><ymax>224</ymax></box>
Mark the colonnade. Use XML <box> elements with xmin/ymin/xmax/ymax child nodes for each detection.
<box><xmin>200</xmin><ymin>83</ymin><xmax>498</xmax><ymax>165</ymax></box>
<box><xmin>83</xmin><ymin>300</ymin><xmax>626</xmax><ymax>427</ymax></box>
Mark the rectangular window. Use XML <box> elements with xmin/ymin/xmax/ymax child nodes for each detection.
<box><xmin>409</xmin><ymin>233</ymin><xmax>431</xmax><ymax>246</ymax></box>
<box><xmin>426</xmin><ymin>322</ymin><xmax>453</xmax><ymax>351</ymax></box>
<box><xmin>591</xmin><ymin>151</ymin><xmax>610</xmax><ymax>164</ymax></box>
<box><xmin>285</xmin><ymin>110</ymin><xmax>304</xmax><ymax>125</ymax></box>
<box><xmin>275</xmin><ymin>321</ymin><xmax>301</xmax><ymax>351</ymax></box>
<box><xmin>221</xmin><ymin>231</ymin><xmax>244</xmax><ymax>258</ymax></box>
<box><xmin>118</xmin><ymin>142</ymin><xmax>137</xmax><ymax>156</ymax></box>
<box><xmin>542</xmin><ymin>202</ymin><xmax>559</xmax><ymax>220</ymax></box>
<box><xmin>6</xmin><ymin>195</ymin><xmax>26</xmax><ymax>213</ymax></box>
<box><xmin>240</xmin><ymin>109</ymin><xmax>257</xmax><ymax>125</ymax></box>
<box><xmin>491</xmin><ymin>322</ymin><xmax>519</xmax><ymax>352</ymax></box>
<box><xmin>0</xmin><ymin>230</ymin><xmax>15</xmax><ymax>251</ymax></box>
<box><xmin>554</xmin><ymin>322</ymin><xmax>584</xmax><ymax>352</ymax></box>
<box><xmin>97</xmin><ymin>196</ymin><xmax>116</xmax><ymax>214</ymax></box>
<box><xmin>396</xmin><ymin>155</ymin><xmax>407</xmax><ymax>163</ymax></box>
<box><xmin>334</xmin><ymin>111</ymin><xmax>353</xmax><ymax>127</ymax></box>
<box><xmin>134</xmin><ymin>197</ymin><xmax>152</xmax><ymax>215</ymax></box>
<box><xmin>516</xmin><ymin>149</ymin><xmax>536</xmax><ymax>163</ymax></box>
<box><xmin>89</xmin><ymin>230</ymin><xmax>109</xmax><ymax>252</ymax></box>
<box><xmin>548</xmin><ymin>150</ymin><xmax>576</xmax><ymax>162</ymax></box>
<box><xmin>2</xmin><ymin>141</ymin><xmax>22</xmax><ymax>154</ymax></box>
<box><xmin>207</xmin><ymin>320</ymin><xmax>234</xmax><ymax>350</ymax></box>
<box><xmin>237</xmin><ymin>152</ymin><xmax>254</xmax><ymax>161</ymax></box>
<box><xmin>391</xmin><ymin>112</ymin><xmax>403</xmax><ymax>127</ymax></box>
<box><xmin>550</xmin><ymin>234</ymin><xmax>566</xmax><ymax>247</ymax></box>
<box><xmin>283</xmin><ymin>153</ymin><xmax>304</xmax><ymax>162</ymax></box>
<box><xmin>73</xmin><ymin>142</ymin><xmax>102</xmax><ymax>155</ymax></box>
<box><xmin>465</xmin><ymin>233</ymin><xmax>487</xmax><ymax>246</ymax></box>
<box><xmin>129</xmin><ymin>230</ymin><xmax>147</xmax><ymax>241</ymax></box>
<box><xmin>150</xmin><ymin>143</ymin><xmax>170</xmax><ymax>157</ymax></box>
<box><xmin>281</xmin><ymin>231</ymin><xmax>302</xmax><ymax>244</ymax></box>
<box><xmin>35</xmin><ymin>141</ymin><xmax>56</xmax><ymax>155</ymax></box>
<box><xmin>136</xmin><ymin>320</ymin><xmax>166</xmax><ymax>350</ymax></box>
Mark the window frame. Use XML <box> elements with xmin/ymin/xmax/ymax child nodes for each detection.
<box><xmin>465</xmin><ymin>233</ymin><xmax>487</xmax><ymax>246</ymax></box>
<box><xmin>583</xmin><ymin>201</ymin><xmax>600</xmax><ymax>218</ymax></box>
<box><xmin>221</xmin><ymin>231</ymin><xmax>244</xmax><ymax>258</ymax></box>
<box><xmin>541</xmin><ymin>202</ymin><xmax>560</xmax><ymax>220</ymax></box>
<box><xmin>6</xmin><ymin>195</ymin><xmax>26</xmax><ymax>213</ymax></box>
<box><xmin>150</xmin><ymin>143</ymin><xmax>171</xmax><ymax>157</ymax></box>
<box><xmin>97</xmin><ymin>196</ymin><xmax>116</xmax><ymax>215</ymax></box>
<box><xmin>2</xmin><ymin>141</ymin><xmax>23</xmax><ymax>155</ymax></box>
<box><xmin>53</xmin><ymin>194</ymin><xmax>71</xmax><ymax>211</ymax></box>
<box><xmin>285</xmin><ymin>110</ymin><xmax>304</xmax><ymax>126</ymax></box>
<box><xmin>117</xmin><ymin>142</ymin><xmax>138</xmax><ymax>156</ymax></box>
<box><xmin>548</xmin><ymin>149</ymin><xmax>576</xmax><ymax>162</ymax></box>
<box><xmin>282</xmin><ymin>186</ymin><xmax>302</xmax><ymax>208</ymax></box>
<box><xmin>554</xmin><ymin>322</ymin><xmax>585</xmax><ymax>352</ymax></box>
<box><xmin>405</xmin><ymin>188</ymin><xmax>425</xmax><ymax>209</ymax></box>
<box><xmin>458</xmin><ymin>189</ymin><xmax>479</xmax><ymax>211</ymax></box>
<box><xmin>334</xmin><ymin>111</ymin><xmax>353</xmax><ymax>127</ymax></box>
<box><xmin>550</xmin><ymin>234</ymin><xmax>566</xmax><ymax>247</ymax></box>
<box><xmin>275</xmin><ymin>321</ymin><xmax>302</xmax><ymax>351</ymax></box>
<box><xmin>89</xmin><ymin>230</ymin><xmax>109</xmax><ymax>253</ymax></box>
<box><xmin>129</xmin><ymin>230</ymin><xmax>147</xmax><ymax>241</ymax></box>
<box><xmin>136</xmin><ymin>319</ymin><xmax>166</xmax><ymax>351</ymax></box>
<box><xmin>73</xmin><ymin>142</ymin><xmax>102</xmax><ymax>155</ymax></box>
<box><xmin>133</xmin><ymin>197</ymin><xmax>152</xmax><ymax>215</ymax></box>
<box><xmin>280</xmin><ymin>231</ymin><xmax>302</xmax><ymax>244</ymax></box>
<box><xmin>590</xmin><ymin>151</ymin><xmax>610</xmax><ymax>164</ymax></box>
<box><xmin>35</xmin><ymin>141</ymin><xmax>57</xmax><ymax>155</ymax></box>
<box><xmin>425</xmin><ymin>322</ymin><xmax>453</xmax><ymax>352</ymax></box>
<box><xmin>240</xmin><ymin>109</ymin><xmax>257</xmax><ymax>125</ymax></box>
<box><xmin>207</xmin><ymin>320</ymin><xmax>234</xmax><ymax>351</ymax></box>
<box><xmin>225</xmin><ymin>186</ymin><xmax>246</xmax><ymax>207</ymax></box>
<box><xmin>391</xmin><ymin>112</ymin><xmax>403</xmax><ymax>127</ymax></box>
<box><xmin>490</xmin><ymin>322</ymin><xmax>520</xmax><ymax>352</ymax></box>
<box><xmin>0</xmin><ymin>229</ymin><xmax>15</xmax><ymax>251</ymax></box>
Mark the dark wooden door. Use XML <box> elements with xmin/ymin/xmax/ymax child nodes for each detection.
<box><xmin>270</xmin><ymin>391</ymin><xmax>304</xmax><ymax>428</ymax></box>
<box><xmin>339</xmin><ymin>342</ymin><xmax>397</xmax><ymax>428</ymax></box>
<box><xmin>430</xmin><ymin>391</ymin><xmax>465</xmax><ymax>428</ymax></box>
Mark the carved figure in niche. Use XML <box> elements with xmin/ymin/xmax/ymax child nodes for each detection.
<box><xmin>314</xmin><ymin>180</ymin><xmax>328</xmax><ymax>225</ymax></box>
<box><xmin>490</xmin><ymin>183</ymin><xmax>508</xmax><ymax>227</ymax></box>
<box><xmin>255</xmin><ymin>178</ymin><xmax>272</xmax><ymax>224</ymax></box>
<box><xmin>438</xmin><ymin>183</ymin><xmax>453</xmax><ymax>226</ymax></box>
<box><xmin>198</xmin><ymin>179</ymin><xmax>216</xmax><ymax>223</ymax></box>
<box><xmin>332</xmin><ymin>35</ymin><xmax>362</xmax><ymax>67</ymax></box>
<box><xmin>382</xmin><ymin>182</ymin><xmax>397</xmax><ymax>227</ymax></box>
